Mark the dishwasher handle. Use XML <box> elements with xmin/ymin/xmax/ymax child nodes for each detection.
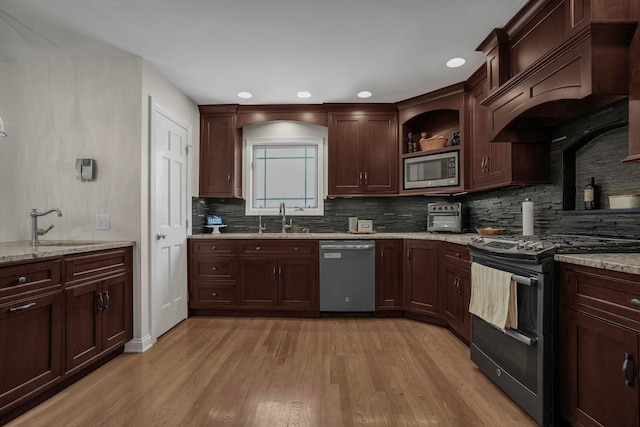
<box><xmin>320</xmin><ymin>243</ymin><xmax>375</xmax><ymax>250</ymax></box>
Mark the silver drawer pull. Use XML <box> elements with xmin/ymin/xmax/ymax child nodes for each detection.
<box><xmin>212</xmin><ymin>292</ymin><xmax>217</xmax><ymax>296</ymax></box>
<box><xmin>17</xmin><ymin>276</ymin><xmax>27</xmax><ymax>285</ymax></box>
<box><xmin>9</xmin><ymin>302</ymin><xmax>36</xmax><ymax>312</ymax></box>
<box><xmin>631</xmin><ymin>298</ymin><xmax>640</xmax><ymax>308</ymax></box>
<box><xmin>255</xmin><ymin>246</ymin><xmax>261</xmax><ymax>250</ymax></box>
<box><xmin>211</xmin><ymin>246</ymin><xmax>217</xmax><ymax>250</ymax></box>
<box><xmin>212</xmin><ymin>267</ymin><xmax>217</xmax><ymax>271</ymax></box>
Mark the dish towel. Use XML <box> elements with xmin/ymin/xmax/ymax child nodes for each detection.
<box><xmin>469</xmin><ymin>262</ymin><xmax>518</xmax><ymax>330</ymax></box>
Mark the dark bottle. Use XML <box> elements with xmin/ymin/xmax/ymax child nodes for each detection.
<box><xmin>584</xmin><ymin>177</ymin><xmax>598</xmax><ymax>210</ymax></box>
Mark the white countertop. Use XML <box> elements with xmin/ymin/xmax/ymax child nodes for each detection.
<box><xmin>0</xmin><ymin>240</ymin><xmax>136</xmax><ymax>264</ymax></box>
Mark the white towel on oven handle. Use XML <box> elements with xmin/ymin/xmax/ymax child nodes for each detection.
<box><xmin>469</xmin><ymin>262</ymin><xmax>518</xmax><ymax>330</ymax></box>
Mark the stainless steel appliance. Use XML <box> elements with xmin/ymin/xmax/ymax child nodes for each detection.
<box><xmin>403</xmin><ymin>150</ymin><xmax>459</xmax><ymax>190</ymax></box>
<box><xmin>427</xmin><ymin>202</ymin><xmax>463</xmax><ymax>232</ymax></box>
<box><xmin>467</xmin><ymin>234</ymin><xmax>640</xmax><ymax>427</ymax></box>
<box><xmin>319</xmin><ymin>240</ymin><xmax>375</xmax><ymax>313</ymax></box>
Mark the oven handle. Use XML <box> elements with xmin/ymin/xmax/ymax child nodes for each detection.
<box><xmin>511</xmin><ymin>274</ymin><xmax>537</xmax><ymax>286</ymax></box>
<box><xmin>504</xmin><ymin>328</ymin><xmax>538</xmax><ymax>346</ymax></box>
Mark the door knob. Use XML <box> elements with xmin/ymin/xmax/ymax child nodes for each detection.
<box><xmin>156</xmin><ymin>233</ymin><xmax>166</xmax><ymax>240</ymax></box>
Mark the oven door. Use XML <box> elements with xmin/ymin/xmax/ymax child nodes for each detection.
<box><xmin>468</xmin><ymin>253</ymin><xmax>555</xmax><ymax>427</ymax></box>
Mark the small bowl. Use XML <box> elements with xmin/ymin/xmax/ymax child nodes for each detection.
<box><xmin>476</xmin><ymin>227</ymin><xmax>505</xmax><ymax>236</ymax></box>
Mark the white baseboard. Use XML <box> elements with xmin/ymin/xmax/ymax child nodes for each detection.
<box><xmin>124</xmin><ymin>334</ymin><xmax>155</xmax><ymax>353</ymax></box>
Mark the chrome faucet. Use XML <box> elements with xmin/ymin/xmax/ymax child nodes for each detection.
<box><xmin>258</xmin><ymin>214</ymin><xmax>266</xmax><ymax>234</ymax></box>
<box><xmin>279</xmin><ymin>202</ymin><xmax>292</xmax><ymax>233</ymax></box>
<box><xmin>30</xmin><ymin>208</ymin><xmax>63</xmax><ymax>245</ymax></box>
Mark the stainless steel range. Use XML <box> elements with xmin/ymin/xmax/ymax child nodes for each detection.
<box><xmin>467</xmin><ymin>234</ymin><xmax>640</xmax><ymax>427</ymax></box>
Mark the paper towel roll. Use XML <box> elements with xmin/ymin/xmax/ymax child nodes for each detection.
<box><xmin>522</xmin><ymin>199</ymin><xmax>534</xmax><ymax>236</ymax></box>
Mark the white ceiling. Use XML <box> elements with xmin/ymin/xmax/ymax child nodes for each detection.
<box><xmin>0</xmin><ymin>0</ymin><xmax>529</xmax><ymax>105</ymax></box>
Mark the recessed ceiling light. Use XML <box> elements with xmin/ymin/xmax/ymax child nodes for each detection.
<box><xmin>446</xmin><ymin>58</ymin><xmax>466</xmax><ymax>68</ymax></box>
<box><xmin>237</xmin><ymin>91</ymin><xmax>253</xmax><ymax>99</ymax></box>
<box><xmin>297</xmin><ymin>91</ymin><xmax>311</xmax><ymax>99</ymax></box>
<box><xmin>357</xmin><ymin>91</ymin><xmax>372</xmax><ymax>99</ymax></box>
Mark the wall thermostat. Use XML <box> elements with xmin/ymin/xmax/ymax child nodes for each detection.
<box><xmin>75</xmin><ymin>158</ymin><xmax>95</xmax><ymax>181</ymax></box>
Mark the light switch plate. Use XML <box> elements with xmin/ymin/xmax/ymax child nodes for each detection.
<box><xmin>96</xmin><ymin>214</ymin><xmax>110</xmax><ymax>230</ymax></box>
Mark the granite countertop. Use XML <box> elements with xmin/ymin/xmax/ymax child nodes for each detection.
<box><xmin>190</xmin><ymin>232</ymin><xmax>640</xmax><ymax>275</ymax></box>
<box><xmin>554</xmin><ymin>253</ymin><xmax>640</xmax><ymax>275</ymax></box>
<box><xmin>0</xmin><ymin>240</ymin><xmax>136</xmax><ymax>264</ymax></box>
<box><xmin>189</xmin><ymin>232</ymin><xmax>475</xmax><ymax>246</ymax></box>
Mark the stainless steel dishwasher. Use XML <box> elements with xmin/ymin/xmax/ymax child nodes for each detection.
<box><xmin>319</xmin><ymin>240</ymin><xmax>375</xmax><ymax>314</ymax></box>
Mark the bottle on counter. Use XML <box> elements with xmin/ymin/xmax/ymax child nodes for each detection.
<box><xmin>584</xmin><ymin>177</ymin><xmax>598</xmax><ymax>210</ymax></box>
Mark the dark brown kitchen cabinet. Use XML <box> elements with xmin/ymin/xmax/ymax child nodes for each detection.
<box><xmin>188</xmin><ymin>239</ymin><xmax>238</xmax><ymax>311</ymax></box>
<box><xmin>465</xmin><ymin>65</ymin><xmax>550</xmax><ymax>192</ymax></box>
<box><xmin>375</xmin><ymin>240</ymin><xmax>403</xmax><ymax>313</ymax></box>
<box><xmin>559</xmin><ymin>263</ymin><xmax>640</xmax><ymax>427</ymax></box>
<box><xmin>0</xmin><ymin>259</ymin><xmax>62</xmax><ymax>416</ymax></box>
<box><xmin>63</xmin><ymin>249</ymin><xmax>132</xmax><ymax>374</ymax></box>
<box><xmin>238</xmin><ymin>240</ymin><xmax>318</xmax><ymax>312</ymax></box>
<box><xmin>328</xmin><ymin>108</ymin><xmax>398</xmax><ymax>196</ymax></box>
<box><xmin>440</xmin><ymin>242</ymin><xmax>471</xmax><ymax>344</ymax></box>
<box><xmin>199</xmin><ymin>106</ymin><xmax>242</xmax><ymax>198</ymax></box>
<box><xmin>404</xmin><ymin>240</ymin><xmax>442</xmax><ymax>323</ymax></box>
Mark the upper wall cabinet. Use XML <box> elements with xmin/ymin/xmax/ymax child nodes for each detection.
<box><xmin>199</xmin><ymin>105</ymin><xmax>242</xmax><ymax>198</ymax></box>
<box><xmin>397</xmin><ymin>84</ymin><xmax>467</xmax><ymax>195</ymax></box>
<box><xmin>465</xmin><ymin>66</ymin><xmax>550</xmax><ymax>191</ymax></box>
<box><xmin>476</xmin><ymin>0</ymin><xmax>639</xmax><ymax>161</ymax></box>
<box><xmin>327</xmin><ymin>105</ymin><xmax>398</xmax><ymax>196</ymax></box>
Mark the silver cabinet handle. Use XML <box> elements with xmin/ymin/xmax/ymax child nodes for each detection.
<box><xmin>156</xmin><ymin>233</ymin><xmax>166</xmax><ymax>240</ymax></box>
<box><xmin>9</xmin><ymin>302</ymin><xmax>36</xmax><ymax>312</ymax></box>
<box><xmin>103</xmin><ymin>290</ymin><xmax>110</xmax><ymax>310</ymax></box>
<box><xmin>272</xmin><ymin>266</ymin><xmax>277</xmax><ymax>280</ymax></box>
<box><xmin>97</xmin><ymin>293</ymin><xmax>104</xmax><ymax>312</ymax></box>
<box><xmin>227</xmin><ymin>173</ymin><xmax>231</xmax><ymax>184</ymax></box>
<box><xmin>631</xmin><ymin>298</ymin><xmax>640</xmax><ymax>308</ymax></box>
<box><xmin>17</xmin><ymin>276</ymin><xmax>27</xmax><ymax>285</ymax></box>
<box><xmin>364</xmin><ymin>172</ymin><xmax>368</xmax><ymax>184</ymax></box>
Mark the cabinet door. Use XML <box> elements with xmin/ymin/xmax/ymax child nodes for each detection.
<box><xmin>404</xmin><ymin>240</ymin><xmax>440</xmax><ymax>316</ymax></box>
<box><xmin>441</xmin><ymin>265</ymin><xmax>461</xmax><ymax>326</ymax></box>
<box><xmin>238</xmin><ymin>257</ymin><xmax>277</xmax><ymax>307</ymax></box>
<box><xmin>199</xmin><ymin>114</ymin><xmax>241</xmax><ymax>198</ymax></box>
<box><xmin>565</xmin><ymin>309</ymin><xmax>639</xmax><ymax>427</ymax></box>
<box><xmin>65</xmin><ymin>280</ymin><xmax>102</xmax><ymax>372</ymax></box>
<box><xmin>101</xmin><ymin>273</ymin><xmax>131</xmax><ymax>353</ymax></box>
<box><xmin>376</xmin><ymin>240</ymin><xmax>403</xmax><ymax>310</ymax></box>
<box><xmin>468</xmin><ymin>70</ymin><xmax>510</xmax><ymax>190</ymax></box>
<box><xmin>277</xmin><ymin>257</ymin><xmax>318</xmax><ymax>309</ymax></box>
<box><xmin>328</xmin><ymin>114</ymin><xmax>362</xmax><ymax>194</ymax></box>
<box><xmin>361</xmin><ymin>113</ymin><xmax>397</xmax><ymax>194</ymax></box>
<box><xmin>0</xmin><ymin>291</ymin><xmax>62</xmax><ymax>411</ymax></box>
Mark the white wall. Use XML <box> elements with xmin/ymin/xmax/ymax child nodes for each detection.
<box><xmin>0</xmin><ymin>57</ymin><xmax>142</xmax><ymax>242</ymax></box>
<box><xmin>0</xmin><ymin>56</ymin><xmax>199</xmax><ymax>353</ymax></box>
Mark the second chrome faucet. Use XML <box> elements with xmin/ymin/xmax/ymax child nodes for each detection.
<box><xmin>30</xmin><ymin>208</ymin><xmax>63</xmax><ymax>245</ymax></box>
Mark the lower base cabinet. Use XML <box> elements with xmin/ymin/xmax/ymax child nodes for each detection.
<box><xmin>560</xmin><ymin>263</ymin><xmax>640</xmax><ymax>427</ymax></box>
<box><xmin>404</xmin><ymin>240</ymin><xmax>441</xmax><ymax>321</ymax></box>
<box><xmin>375</xmin><ymin>240</ymin><xmax>403</xmax><ymax>312</ymax></box>
<box><xmin>440</xmin><ymin>243</ymin><xmax>471</xmax><ymax>343</ymax></box>
<box><xmin>0</xmin><ymin>247</ymin><xmax>133</xmax><ymax>424</ymax></box>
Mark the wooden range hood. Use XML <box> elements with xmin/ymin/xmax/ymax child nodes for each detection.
<box><xmin>476</xmin><ymin>0</ymin><xmax>639</xmax><ymax>161</ymax></box>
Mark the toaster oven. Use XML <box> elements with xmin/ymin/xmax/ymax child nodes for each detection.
<box><xmin>427</xmin><ymin>202</ymin><xmax>463</xmax><ymax>232</ymax></box>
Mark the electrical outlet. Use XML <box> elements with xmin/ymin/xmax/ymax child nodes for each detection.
<box><xmin>96</xmin><ymin>214</ymin><xmax>110</xmax><ymax>230</ymax></box>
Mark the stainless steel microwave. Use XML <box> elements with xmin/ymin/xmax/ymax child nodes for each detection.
<box><xmin>403</xmin><ymin>150</ymin><xmax>459</xmax><ymax>189</ymax></box>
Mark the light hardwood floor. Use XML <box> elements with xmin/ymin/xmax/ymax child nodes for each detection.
<box><xmin>9</xmin><ymin>317</ymin><xmax>537</xmax><ymax>426</ymax></box>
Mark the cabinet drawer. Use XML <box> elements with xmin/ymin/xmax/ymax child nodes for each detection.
<box><xmin>562</xmin><ymin>263</ymin><xmax>640</xmax><ymax>329</ymax></box>
<box><xmin>191</xmin><ymin>240</ymin><xmax>237</xmax><ymax>255</ymax></box>
<box><xmin>64</xmin><ymin>249</ymin><xmax>129</xmax><ymax>284</ymax></box>
<box><xmin>0</xmin><ymin>259</ymin><xmax>61</xmax><ymax>298</ymax></box>
<box><xmin>192</xmin><ymin>257</ymin><xmax>237</xmax><ymax>281</ymax></box>
<box><xmin>239</xmin><ymin>240</ymin><xmax>317</xmax><ymax>255</ymax></box>
<box><xmin>193</xmin><ymin>283</ymin><xmax>236</xmax><ymax>306</ymax></box>
<box><xmin>442</xmin><ymin>243</ymin><xmax>470</xmax><ymax>263</ymax></box>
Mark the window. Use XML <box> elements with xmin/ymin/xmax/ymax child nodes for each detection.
<box><xmin>246</xmin><ymin>138</ymin><xmax>324</xmax><ymax>216</ymax></box>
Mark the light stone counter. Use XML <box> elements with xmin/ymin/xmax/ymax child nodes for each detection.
<box><xmin>189</xmin><ymin>232</ymin><xmax>475</xmax><ymax>246</ymax></box>
<box><xmin>0</xmin><ymin>240</ymin><xmax>136</xmax><ymax>264</ymax></box>
<box><xmin>554</xmin><ymin>253</ymin><xmax>640</xmax><ymax>276</ymax></box>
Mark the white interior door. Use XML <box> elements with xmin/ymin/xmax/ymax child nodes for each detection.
<box><xmin>150</xmin><ymin>98</ymin><xmax>190</xmax><ymax>339</ymax></box>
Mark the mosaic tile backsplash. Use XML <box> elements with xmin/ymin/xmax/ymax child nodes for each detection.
<box><xmin>193</xmin><ymin>100</ymin><xmax>640</xmax><ymax>239</ymax></box>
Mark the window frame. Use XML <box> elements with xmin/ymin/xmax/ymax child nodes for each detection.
<box><xmin>245</xmin><ymin>137</ymin><xmax>324</xmax><ymax>216</ymax></box>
